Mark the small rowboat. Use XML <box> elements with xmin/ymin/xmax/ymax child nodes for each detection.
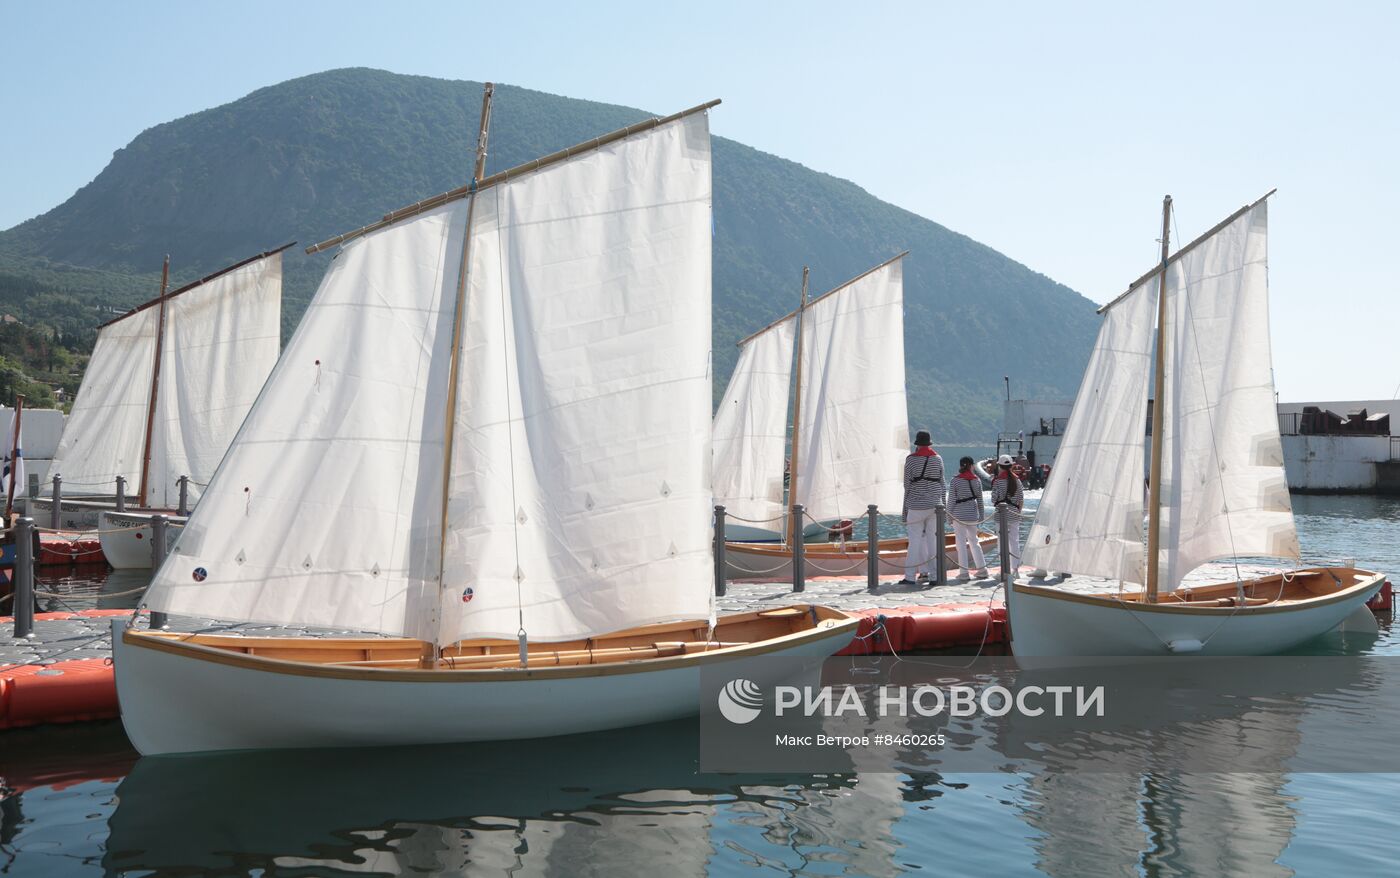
<box><xmin>113</xmin><ymin>606</ymin><xmax>857</xmax><ymax>754</ymax></box>
<box><xmin>724</xmin><ymin>532</ymin><xmax>997</xmax><ymax>581</ymax></box>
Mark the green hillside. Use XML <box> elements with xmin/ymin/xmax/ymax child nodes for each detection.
<box><xmin>0</xmin><ymin>68</ymin><xmax>1098</xmax><ymax>440</ymax></box>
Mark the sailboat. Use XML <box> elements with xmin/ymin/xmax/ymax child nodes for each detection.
<box><xmin>35</xmin><ymin>247</ymin><xmax>285</xmax><ymax>552</ymax></box>
<box><xmin>715</xmin><ymin>257</ymin><xmax>992</xmax><ymax>581</ymax></box>
<box><xmin>112</xmin><ymin>87</ymin><xmax>858</xmax><ymax>755</ymax></box>
<box><xmin>1013</xmin><ymin>193</ymin><xmax>1384</xmax><ymax>655</ymax></box>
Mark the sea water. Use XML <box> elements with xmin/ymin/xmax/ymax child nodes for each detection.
<box><xmin>3</xmin><ymin>492</ymin><xmax>1399</xmax><ymax>876</ymax></box>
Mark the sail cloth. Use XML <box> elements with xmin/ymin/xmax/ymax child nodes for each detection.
<box><xmin>794</xmin><ymin>256</ymin><xmax>908</xmax><ymax>523</ymax></box>
<box><xmin>146</xmin><ymin>206</ymin><xmax>463</xmax><ymax>638</ymax></box>
<box><xmin>147</xmin><ymin>256</ymin><xmax>282</xmax><ymax>508</ymax></box>
<box><xmin>1157</xmin><ymin>200</ymin><xmax>1298</xmax><ymax>589</ymax></box>
<box><xmin>712</xmin><ymin>317</ymin><xmax>796</xmax><ymax>525</ymax></box>
<box><xmin>49</xmin><ymin>306</ymin><xmax>161</xmax><ymax>494</ymax></box>
<box><xmin>148</xmin><ymin>111</ymin><xmax>715</xmax><ymax>646</ymax></box>
<box><xmin>48</xmin><ymin>254</ymin><xmax>282</xmax><ymax>503</ymax></box>
<box><xmin>440</xmin><ymin>110</ymin><xmax>714</xmax><ymax>644</ymax></box>
<box><xmin>1024</xmin><ymin>273</ymin><xmax>1157</xmax><ymax>584</ymax></box>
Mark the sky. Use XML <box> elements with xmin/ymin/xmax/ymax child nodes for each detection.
<box><xmin>2</xmin><ymin>0</ymin><xmax>1396</xmax><ymax>403</ymax></box>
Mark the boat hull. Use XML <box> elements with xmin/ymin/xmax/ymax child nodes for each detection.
<box><xmin>1009</xmin><ymin>568</ymin><xmax>1386</xmax><ymax>656</ymax></box>
<box><xmin>723</xmin><ymin>519</ymin><xmax>842</xmax><ymax>544</ymax></box>
<box><xmin>27</xmin><ymin>497</ymin><xmax>120</xmax><ymax>531</ymax></box>
<box><xmin>723</xmin><ymin>534</ymin><xmax>996</xmax><ymax>581</ymax></box>
<box><xmin>97</xmin><ymin>511</ymin><xmax>188</xmax><ymax>569</ymax></box>
<box><xmin>112</xmin><ymin>608</ymin><xmax>859</xmax><ymax>755</ymax></box>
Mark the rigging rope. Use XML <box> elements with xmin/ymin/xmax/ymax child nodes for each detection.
<box><xmin>492</xmin><ymin>191</ymin><xmax>527</xmax><ymax>643</ymax></box>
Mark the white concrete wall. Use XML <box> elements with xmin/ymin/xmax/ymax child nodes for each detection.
<box><xmin>1282</xmin><ymin>434</ymin><xmax>1389</xmax><ymax>490</ymax></box>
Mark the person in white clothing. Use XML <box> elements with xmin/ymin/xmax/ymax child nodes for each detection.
<box><xmin>947</xmin><ymin>456</ymin><xmax>987</xmax><ymax>581</ymax></box>
<box><xmin>898</xmin><ymin>430</ymin><xmax>945</xmax><ymax>586</ymax></box>
<box><xmin>991</xmin><ymin>453</ymin><xmax>1024</xmax><ymax>577</ymax></box>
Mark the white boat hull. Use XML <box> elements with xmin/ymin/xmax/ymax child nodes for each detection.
<box><xmin>112</xmin><ymin>609</ymin><xmax>858</xmax><ymax>755</ymax></box>
<box><xmin>1009</xmin><ymin>568</ymin><xmax>1386</xmax><ymax>656</ymax></box>
<box><xmin>27</xmin><ymin>497</ymin><xmax>120</xmax><ymax>531</ymax></box>
<box><xmin>98</xmin><ymin>511</ymin><xmax>187</xmax><ymax>569</ymax></box>
<box><xmin>722</xmin><ymin>520</ymin><xmax>838</xmax><ymax>544</ymax></box>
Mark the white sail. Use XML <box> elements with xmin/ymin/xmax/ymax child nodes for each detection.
<box><xmin>49</xmin><ymin>306</ymin><xmax>160</xmax><ymax>494</ymax></box>
<box><xmin>794</xmin><ymin>256</ymin><xmax>908</xmax><ymax>523</ymax></box>
<box><xmin>146</xmin><ymin>206</ymin><xmax>464</xmax><ymax>638</ymax></box>
<box><xmin>1157</xmin><ymin>200</ymin><xmax>1297</xmax><ymax>588</ymax></box>
<box><xmin>439</xmin><ymin>111</ymin><xmax>714</xmax><ymax>644</ymax></box>
<box><xmin>711</xmin><ymin>317</ymin><xmax>796</xmax><ymax>525</ymax></box>
<box><xmin>148</xmin><ymin>111</ymin><xmax>716</xmax><ymax>644</ymax></box>
<box><xmin>1024</xmin><ymin>274</ymin><xmax>1157</xmax><ymax>583</ymax></box>
<box><xmin>146</xmin><ymin>254</ymin><xmax>282</xmax><ymax>508</ymax></box>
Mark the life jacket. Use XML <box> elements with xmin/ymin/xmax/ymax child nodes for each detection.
<box><xmin>908</xmin><ymin>447</ymin><xmax>940</xmax><ymax>483</ymax></box>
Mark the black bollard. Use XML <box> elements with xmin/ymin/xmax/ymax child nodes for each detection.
<box><xmin>791</xmin><ymin>504</ymin><xmax>806</xmax><ymax>593</ymax></box>
<box><xmin>50</xmin><ymin>474</ymin><xmax>62</xmax><ymax>530</ymax></box>
<box><xmin>713</xmin><ymin>505</ymin><xmax>727</xmax><ymax>597</ymax></box>
<box><xmin>934</xmin><ymin>505</ymin><xmax>947</xmax><ymax>585</ymax></box>
<box><xmin>866</xmin><ymin>504</ymin><xmax>879</xmax><ymax>592</ymax></box>
<box><xmin>150</xmin><ymin>514</ymin><xmax>169</xmax><ymax>630</ymax></box>
<box><xmin>13</xmin><ymin>517</ymin><xmax>36</xmax><ymax>638</ymax></box>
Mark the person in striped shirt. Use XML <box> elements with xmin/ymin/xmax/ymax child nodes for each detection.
<box><xmin>992</xmin><ymin>454</ymin><xmax>1024</xmax><ymax>577</ymax></box>
<box><xmin>898</xmin><ymin>430</ymin><xmax>945</xmax><ymax>585</ymax></box>
<box><xmin>948</xmin><ymin>456</ymin><xmax>988</xmax><ymax>581</ymax></box>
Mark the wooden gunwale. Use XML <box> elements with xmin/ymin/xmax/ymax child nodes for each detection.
<box><xmin>724</xmin><ymin>533</ymin><xmax>995</xmax><ymax>558</ymax></box>
<box><xmin>1011</xmin><ymin>568</ymin><xmax>1383</xmax><ymax>616</ymax></box>
<box><xmin>121</xmin><ymin>605</ymin><xmax>858</xmax><ymax>682</ymax></box>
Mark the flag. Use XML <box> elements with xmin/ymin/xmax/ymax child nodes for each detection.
<box><xmin>1</xmin><ymin>408</ymin><xmax>22</xmax><ymax>497</ymax></box>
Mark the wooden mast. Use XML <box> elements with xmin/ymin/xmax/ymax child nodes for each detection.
<box><xmin>436</xmin><ymin>82</ymin><xmax>495</xmax><ymax>613</ymax></box>
<box><xmin>786</xmin><ymin>267</ymin><xmax>809</xmax><ymax>548</ymax></box>
<box><xmin>4</xmin><ymin>394</ymin><xmax>22</xmax><ymax>519</ymax></box>
<box><xmin>137</xmin><ymin>255</ymin><xmax>171</xmax><ymax>508</ymax></box>
<box><xmin>1145</xmin><ymin>195</ymin><xmax>1172</xmax><ymax>602</ymax></box>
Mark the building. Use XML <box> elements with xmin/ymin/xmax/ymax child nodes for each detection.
<box><xmin>1002</xmin><ymin>397</ymin><xmax>1400</xmax><ymax>494</ymax></box>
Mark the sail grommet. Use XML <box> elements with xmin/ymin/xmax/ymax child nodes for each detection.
<box><xmin>235</xmin><ymin>549</ymin><xmax>246</xmax><ymax>565</ymax></box>
<box><xmin>370</xmin><ymin>563</ymin><xmax>381</xmax><ymax>578</ymax></box>
<box><xmin>302</xmin><ymin>555</ymin><xmax>313</xmax><ymax>570</ymax></box>
<box><xmin>660</xmin><ymin>481</ymin><xmax>671</xmax><ymax>497</ymax></box>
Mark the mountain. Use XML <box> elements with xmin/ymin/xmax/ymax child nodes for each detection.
<box><xmin>0</xmin><ymin>67</ymin><xmax>1099</xmax><ymax>440</ymax></box>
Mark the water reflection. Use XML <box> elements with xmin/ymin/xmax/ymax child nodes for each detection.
<box><xmin>1021</xmin><ymin>771</ymin><xmax>1297</xmax><ymax>878</ymax></box>
<box><xmin>101</xmin><ymin>720</ymin><xmax>914</xmax><ymax>876</ymax></box>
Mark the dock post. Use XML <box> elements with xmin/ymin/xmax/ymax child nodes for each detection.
<box><xmin>177</xmin><ymin>475</ymin><xmax>189</xmax><ymax>516</ymax></box>
<box><xmin>934</xmin><ymin>505</ymin><xmax>947</xmax><ymax>585</ymax></box>
<box><xmin>998</xmin><ymin>505</ymin><xmax>1014</xmax><ymax>644</ymax></box>
<box><xmin>791</xmin><ymin>504</ymin><xmax>806</xmax><ymax>592</ymax></box>
<box><xmin>50</xmin><ymin>474</ymin><xmax>62</xmax><ymax>530</ymax></box>
<box><xmin>27</xmin><ymin>472</ymin><xmax>38</xmax><ymax>499</ymax></box>
<box><xmin>713</xmin><ymin>505</ymin><xmax>727</xmax><ymax>597</ymax></box>
<box><xmin>866</xmin><ymin>505</ymin><xmax>879</xmax><ymax>592</ymax></box>
<box><xmin>150</xmin><ymin>514</ymin><xmax>169</xmax><ymax>630</ymax></box>
<box><xmin>115</xmin><ymin>476</ymin><xmax>126</xmax><ymax>513</ymax></box>
<box><xmin>13</xmin><ymin>517</ymin><xmax>35</xmax><ymax>638</ymax></box>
